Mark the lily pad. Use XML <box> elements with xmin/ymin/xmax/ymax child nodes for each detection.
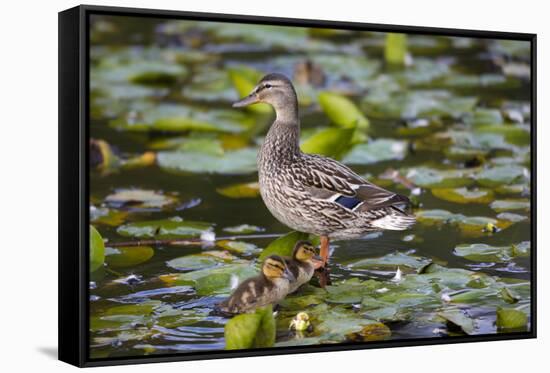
<box><xmin>431</xmin><ymin>187</ymin><xmax>494</xmax><ymax>204</ymax></box>
<box><xmin>318</xmin><ymin>92</ymin><xmax>369</xmax><ymax>129</ymax></box>
<box><xmin>438</xmin><ymin>309</ymin><xmax>476</xmax><ymax>335</ymax></box>
<box><xmin>117</xmin><ymin>216</ymin><xmax>213</xmax><ymax>239</ymax></box>
<box><xmin>301</xmin><ymin>127</ymin><xmax>355</xmax><ymax>159</ymax></box>
<box><xmin>217</xmin><ymin>240</ymin><xmax>260</xmax><ymax>255</ymax></box>
<box><xmin>105</xmin><ymin>189</ymin><xmax>177</xmax><ymax>209</ymax></box>
<box><xmin>105</xmin><ymin>246</ymin><xmax>154</xmax><ymax>268</ymax></box>
<box><xmin>385</xmin><ymin>33</ymin><xmax>407</xmax><ymax>66</ymax></box>
<box><xmin>349</xmin><ymin>251</ymin><xmax>431</xmax><ymax>272</ymax></box>
<box><xmin>159</xmin><ymin>263</ymin><xmax>257</xmax><ymax>296</ymax></box>
<box><xmin>405</xmin><ymin>167</ymin><xmax>474</xmax><ymax>188</ymax></box>
<box><xmin>90</xmin><ymin>206</ymin><xmax>128</xmax><ymax>226</ymax></box>
<box><xmin>90</xmin><ymin>225</ymin><xmax>105</xmax><ymax>273</ymax></box>
<box><xmin>477</xmin><ymin>165</ymin><xmax>527</xmax><ymax>187</ymax></box>
<box><xmin>496</xmin><ymin>307</ymin><xmax>528</xmax><ymax>330</ymax></box>
<box><xmin>216</xmin><ymin>182</ymin><xmax>260</xmax><ymax>198</ymax></box>
<box><xmin>453</xmin><ymin>242</ymin><xmax>530</xmax><ymax>263</ymax></box>
<box><xmin>166</xmin><ymin>254</ymin><xmax>224</xmax><ymax>271</ymax></box>
<box><xmin>343</xmin><ymin>139</ymin><xmax>408</xmax><ymax>165</ymax></box>
<box><xmin>225</xmin><ymin>306</ymin><xmax>275</xmax><ymax>350</ymax></box>
<box><xmin>223</xmin><ymin>224</ymin><xmax>265</xmax><ymax>234</ymax></box>
<box><xmin>490</xmin><ymin>199</ymin><xmax>530</xmax><ymax>212</ymax></box>
<box><xmin>157</xmin><ymin>147</ymin><xmax>257</xmax><ymax>175</ymax></box>
<box><xmin>258</xmin><ymin>231</ymin><xmax>310</xmax><ymax>261</ymax></box>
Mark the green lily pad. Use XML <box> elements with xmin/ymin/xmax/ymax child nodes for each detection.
<box><xmin>431</xmin><ymin>187</ymin><xmax>494</xmax><ymax>204</ymax></box>
<box><xmin>349</xmin><ymin>251</ymin><xmax>431</xmax><ymax>272</ymax></box>
<box><xmin>157</xmin><ymin>147</ymin><xmax>257</xmax><ymax>174</ymax></box>
<box><xmin>225</xmin><ymin>305</ymin><xmax>275</xmax><ymax>350</ymax></box>
<box><xmin>475</xmin><ymin>124</ymin><xmax>530</xmax><ymax>146</ymax></box>
<box><xmin>223</xmin><ymin>224</ymin><xmax>265</xmax><ymax>234</ymax></box>
<box><xmin>496</xmin><ymin>307</ymin><xmax>528</xmax><ymax>330</ymax></box>
<box><xmin>404</xmin><ymin>167</ymin><xmax>474</xmax><ymax>188</ymax></box>
<box><xmin>258</xmin><ymin>231</ymin><xmax>310</xmax><ymax>261</ymax></box>
<box><xmin>216</xmin><ymin>182</ymin><xmax>260</xmax><ymax>198</ymax></box>
<box><xmin>110</xmin><ymin>103</ymin><xmax>251</xmax><ymax>133</ymax></box>
<box><xmin>105</xmin><ymin>189</ymin><xmax>178</xmax><ymax>209</ymax></box>
<box><xmin>385</xmin><ymin>33</ymin><xmax>407</xmax><ymax>65</ymax></box>
<box><xmin>301</xmin><ymin>127</ymin><xmax>355</xmax><ymax>159</ymax></box>
<box><xmin>90</xmin><ymin>225</ymin><xmax>105</xmax><ymax>273</ymax></box>
<box><xmin>318</xmin><ymin>92</ymin><xmax>369</xmax><ymax>129</ymax></box>
<box><xmin>490</xmin><ymin>199</ymin><xmax>530</xmax><ymax>212</ymax></box>
<box><xmin>438</xmin><ymin>309</ymin><xmax>476</xmax><ymax>335</ymax></box>
<box><xmin>416</xmin><ymin>209</ymin><xmax>513</xmax><ymax>236</ymax></box>
<box><xmin>217</xmin><ymin>240</ymin><xmax>259</xmax><ymax>255</ymax></box>
<box><xmin>105</xmin><ymin>246</ymin><xmax>154</xmax><ymax>268</ymax></box>
<box><xmin>343</xmin><ymin>139</ymin><xmax>407</xmax><ymax>165</ymax></box>
<box><xmin>90</xmin><ymin>207</ymin><xmax>128</xmax><ymax>227</ymax></box>
<box><xmin>477</xmin><ymin>165</ymin><xmax>527</xmax><ymax>187</ymax></box>
<box><xmin>453</xmin><ymin>242</ymin><xmax>530</xmax><ymax>263</ymax></box>
<box><xmin>166</xmin><ymin>254</ymin><xmax>224</xmax><ymax>271</ymax></box>
<box><xmin>160</xmin><ymin>263</ymin><xmax>257</xmax><ymax>296</ymax></box>
<box><xmin>117</xmin><ymin>216</ymin><xmax>213</xmax><ymax>239</ymax></box>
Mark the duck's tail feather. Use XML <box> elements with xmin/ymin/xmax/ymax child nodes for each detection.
<box><xmin>370</xmin><ymin>211</ymin><xmax>416</xmax><ymax>231</ymax></box>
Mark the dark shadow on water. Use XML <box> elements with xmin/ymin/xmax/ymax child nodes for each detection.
<box><xmin>37</xmin><ymin>346</ymin><xmax>58</xmax><ymax>360</ymax></box>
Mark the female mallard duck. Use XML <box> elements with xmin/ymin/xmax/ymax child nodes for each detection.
<box><xmin>216</xmin><ymin>255</ymin><xmax>295</xmax><ymax>314</ymax></box>
<box><xmin>233</xmin><ymin>73</ymin><xmax>415</xmax><ymax>267</ymax></box>
<box><xmin>285</xmin><ymin>241</ymin><xmax>321</xmax><ymax>293</ymax></box>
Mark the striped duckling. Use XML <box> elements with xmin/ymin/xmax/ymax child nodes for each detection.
<box><xmin>216</xmin><ymin>255</ymin><xmax>295</xmax><ymax>314</ymax></box>
<box><xmin>285</xmin><ymin>241</ymin><xmax>321</xmax><ymax>293</ymax></box>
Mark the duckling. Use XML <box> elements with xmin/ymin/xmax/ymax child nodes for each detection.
<box><xmin>233</xmin><ymin>73</ymin><xmax>415</xmax><ymax>267</ymax></box>
<box><xmin>216</xmin><ymin>255</ymin><xmax>295</xmax><ymax>314</ymax></box>
<box><xmin>285</xmin><ymin>241</ymin><xmax>321</xmax><ymax>293</ymax></box>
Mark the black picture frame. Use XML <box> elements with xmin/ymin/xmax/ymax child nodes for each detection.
<box><xmin>58</xmin><ymin>4</ymin><xmax>537</xmax><ymax>367</ymax></box>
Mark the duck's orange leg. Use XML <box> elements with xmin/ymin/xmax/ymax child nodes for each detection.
<box><xmin>320</xmin><ymin>235</ymin><xmax>330</xmax><ymax>266</ymax></box>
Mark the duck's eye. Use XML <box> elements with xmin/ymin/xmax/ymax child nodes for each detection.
<box><xmin>264</xmin><ymin>83</ymin><xmax>272</xmax><ymax>89</ymax></box>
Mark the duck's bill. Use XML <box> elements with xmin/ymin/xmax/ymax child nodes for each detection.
<box><xmin>232</xmin><ymin>94</ymin><xmax>259</xmax><ymax>108</ymax></box>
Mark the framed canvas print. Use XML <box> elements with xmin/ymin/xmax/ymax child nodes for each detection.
<box><xmin>58</xmin><ymin>4</ymin><xmax>536</xmax><ymax>367</ymax></box>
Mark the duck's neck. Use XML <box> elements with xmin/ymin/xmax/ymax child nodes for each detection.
<box><xmin>261</xmin><ymin>98</ymin><xmax>301</xmax><ymax>163</ymax></box>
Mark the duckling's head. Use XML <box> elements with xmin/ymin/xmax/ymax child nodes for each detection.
<box><xmin>232</xmin><ymin>73</ymin><xmax>298</xmax><ymax>114</ymax></box>
<box><xmin>262</xmin><ymin>255</ymin><xmax>295</xmax><ymax>282</ymax></box>
<box><xmin>292</xmin><ymin>241</ymin><xmax>320</xmax><ymax>262</ymax></box>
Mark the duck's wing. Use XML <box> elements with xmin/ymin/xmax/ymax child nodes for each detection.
<box><xmin>296</xmin><ymin>154</ymin><xmax>411</xmax><ymax>212</ymax></box>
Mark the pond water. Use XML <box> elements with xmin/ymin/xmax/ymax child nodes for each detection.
<box><xmin>88</xmin><ymin>15</ymin><xmax>532</xmax><ymax>358</ymax></box>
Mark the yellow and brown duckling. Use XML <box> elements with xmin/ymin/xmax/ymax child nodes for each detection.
<box><xmin>216</xmin><ymin>255</ymin><xmax>295</xmax><ymax>314</ymax></box>
<box><xmin>285</xmin><ymin>241</ymin><xmax>322</xmax><ymax>293</ymax></box>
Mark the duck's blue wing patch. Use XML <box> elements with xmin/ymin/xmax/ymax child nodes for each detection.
<box><xmin>334</xmin><ymin>195</ymin><xmax>362</xmax><ymax>210</ymax></box>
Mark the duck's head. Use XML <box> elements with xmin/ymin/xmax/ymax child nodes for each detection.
<box><xmin>292</xmin><ymin>241</ymin><xmax>322</xmax><ymax>263</ymax></box>
<box><xmin>262</xmin><ymin>255</ymin><xmax>295</xmax><ymax>282</ymax></box>
<box><xmin>232</xmin><ymin>73</ymin><xmax>298</xmax><ymax>113</ymax></box>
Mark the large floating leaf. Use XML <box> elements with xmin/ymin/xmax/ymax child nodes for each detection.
<box><xmin>160</xmin><ymin>263</ymin><xmax>257</xmax><ymax>296</ymax></box>
<box><xmin>415</xmin><ymin>209</ymin><xmax>513</xmax><ymax>236</ymax></box>
<box><xmin>105</xmin><ymin>246</ymin><xmax>154</xmax><ymax>268</ymax></box>
<box><xmin>404</xmin><ymin>167</ymin><xmax>474</xmax><ymax>188</ymax></box>
<box><xmin>301</xmin><ymin>127</ymin><xmax>355</xmax><ymax>158</ymax></box>
<box><xmin>90</xmin><ymin>225</ymin><xmax>105</xmax><ymax>272</ymax></box>
<box><xmin>385</xmin><ymin>33</ymin><xmax>408</xmax><ymax>66</ymax></box>
<box><xmin>157</xmin><ymin>147</ymin><xmax>257</xmax><ymax>174</ymax></box>
<box><xmin>225</xmin><ymin>306</ymin><xmax>275</xmax><ymax>350</ymax></box>
<box><xmin>454</xmin><ymin>242</ymin><xmax>530</xmax><ymax>263</ymax></box>
<box><xmin>431</xmin><ymin>187</ymin><xmax>494</xmax><ymax>204</ymax></box>
<box><xmin>349</xmin><ymin>251</ymin><xmax>431</xmax><ymax>272</ymax></box>
<box><xmin>490</xmin><ymin>199</ymin><xmax>530</xmax><ymax>212</ymax></box>
<box><xmin>343</xmin><ymin>139</ymin><xmax>407</xmax><ymax>165</ymax></box>
<box><xmin>477</xmin><ymin>165</ymin><xmax>527</xmax><ymax>187</ymax></box>
<box><xmin>117</xmin><ymin>216</ymin><xmax>213</xmax><ymax>239</ymax></box>
<box><xmin>110</xmin><ymin>103</ymin><xmax>251</xmax><ymax>133</ymax></box>
<box><xmin>258</xmin><ymin>231</ymin><xmax>310</xmax><ymax>261</ymax></box>
<box><xmin>216</xmin><ymin>182</ymin><xmax>260</xmax><ymax>198</ymax></box>
<box><xmin>166</xmin><ymin>253</ymin><xmax>225</xmax><ymax>271</ymax></box>
<box><xmin>223</xmin><ymin>224</ymin><xmax>265</xmax><ymax>234</ymax></box>
<box><xmin>438</xmin><ymin>309</ymin><xmax>476</xmax><ymax>335</ymax></box>
<box><xmin>318</xmin><ymin>92</ymin><xmax>369</xmax><ymax>129</ymax></box>
<box><xmin>496</xmin><ymin>307</ymin><xmax>528</xmax><ymax>330</ymax></box>
<box><xmin>105</xmin><ymin>189</ymin><xmax>178</xmax><ymax>209</ymax></box>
